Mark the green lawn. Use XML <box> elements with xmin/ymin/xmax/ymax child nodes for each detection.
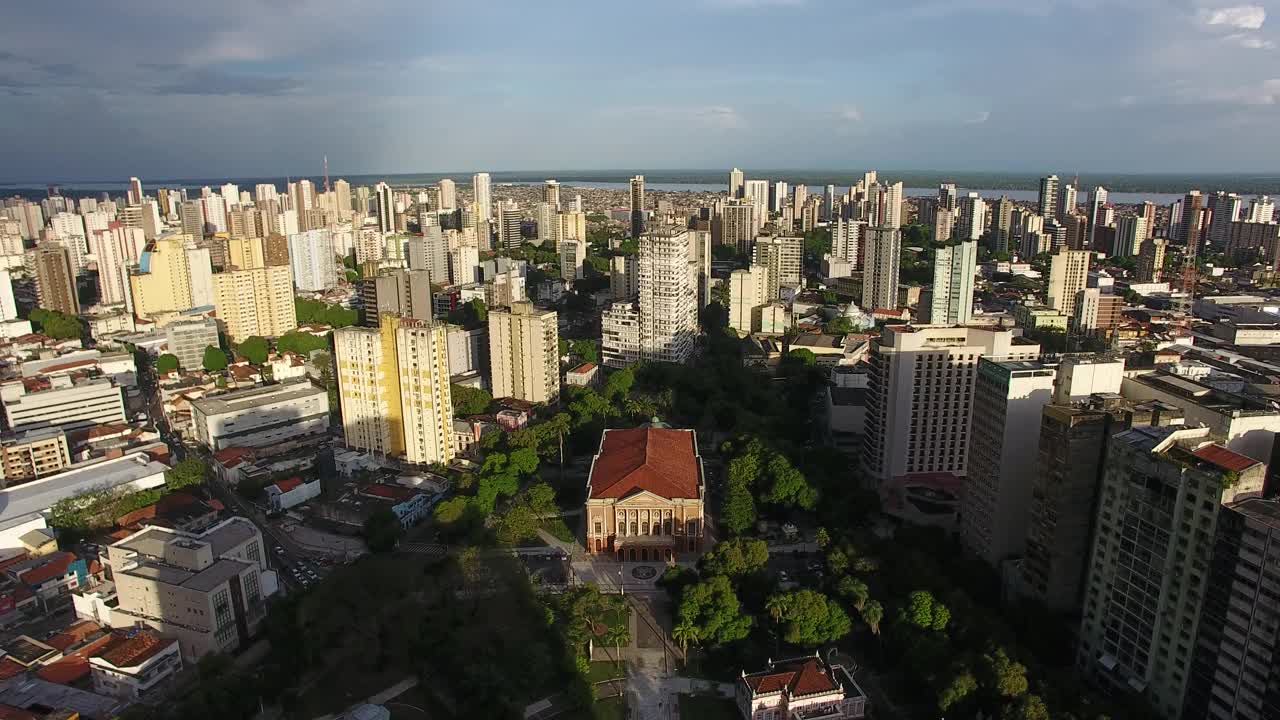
<box><xmin>542</xmin><ymin>516</ymin><xmax>577</xmax><ymax>543</ymax></box>
<box><xmin>678</xmin><ymin>694</ymin><xmax>739</xmax><ymax>720</ymax></box>
<box><xmin>587</xmin><ymin>661</ymin><xmax>625</xmax><ymax>684</ymax></box>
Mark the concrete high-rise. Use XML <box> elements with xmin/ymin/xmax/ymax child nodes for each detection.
<box><xmin>1057</xmin><ymin>181</ymin><xmax>1077</xmax><ymax>221</ymax></box>
<box><xmin>91</xmin><ymin>223</ymin><xmax>144</xmax><ymax>307</ymax></box>
<box><xmin>938</xmin><ymin>183</ymin><xmax>958</xmax><ymax>211</ymax></box>
<box><xmin>1047</xmin><ymin>249</ymin><xmax>1090</xmax><ymax>313</ymax></box>
<box><xmin>751</xmin><ymin>235</ymin><xmax>802</xmax><ymax>300</ymax></box>
<box><xmin>1247</xmin><ymin>195</ymin><xmax>1274</xmax><ymax>223</ymax></box>
<box><xmin>489</xmin><ymin>302</ymin><xmax>560</xmax><ymax>404</ymax></box>
<box><xmin>1038</xmin><ymin>174</ymin><xmax>1060</xmax><ymax>219</ymax></box>
<box><xmin>498</xmin><ymin>200</ymin><xmax>523</xmax><ymax>250</ymax></box>
<box><xmin>437</xmin><ymin>179</ymin><xmax>456</xmax><ymax>211</ymax></box>
<box><xmin>862</xmin><ymin>326</ymin><xmax>1041</xmax><ymax>487</ymax></box>
<box><xmin>956</xmin><ymin>192</ymin><xmax>985</xmax><ymax>241</ymax></box>
<box><xmin>542</xmin><ymin>180</ymin><xmax>561</xmax><ymax>211</ymax></box>
<box><xmin>630</xmin><ymin>175</ymin><xmax>646</xmax><ymax>238</ymax></box>
<box><xmin>34</xmin><ymin>244</ymin><xmax>79</xmax><ymax>315</ymax></box>
<box><xmin>1114</xmin><ymin>216</ymin><xmax>1148</xmax><ymax>256</ymax></box>
<box><xmin>180</xmin><ymin>200</ymin><xmax>205</xmax><ymax>239</ymax></box>
<box><xmin>831</xmin><ymin>217</ymin><xmax>865</xmax><ymax>268</ymax></box>
<box><xmin>472</xmin><ymin>173</ymin><xmax>492</xmax><ymax>222</ymax></box>
<box><xmin>728</xmin><ymin>265</ymin><xmax>767</xmax><ymax>335</ymax></box>
<box><xmin>1077</xmin><ymin>426</ymin><xmax>1266</xmax><ymax>720</ymax></box>
<box><xmin>130</xmin><ymin>235</ymin><xmax>194</xmax><ymax>317</ymax></box>
<box><xmin>375</xmin><ymin>182</ymin><xmax>394</xmax><ymax>234</ymax></box>
<box><xmin>861</xmin><ymin>227</ymin><xmax>901</xmax><ymax>311</ymax></box>
<box><xmin>744</xmin><ymin>180</ymin><xmax>770</xmax><ymax>226</ymax></box>
<box><xmin>960</xmin><ymin>358</ymin><xmax>1055</xmax><ymax>565</ymax></box>
<box><xmin>729</xmin><ymin>168</ymin><xmax>744</xmax><ymax>199</ymax></box>
<box><xmin>928</xmin><ymin>239</ymin><xmax>977</xmax><ymax>325</ymax></box>
<box><xmin>1087</xmin><ymin>186</ymin><xmax>1109</xmax><ymax>247</ymax></box>
<box><xmin>720</xmin><ymin>201</ymin><xmax>758</xmax><ymax>256</ymax></box>
<box><xmin>991</xmin><ymin>196</ymin><xmax>1014</xmax><ymax>255</ymax></box>
<box><xmin>289</xmin><ymin>229</ymin><xmax>338</xmax><ymax>292</ymax></box>
<box><xmin>601</xmin><ymin>228</ymin><xmax>698</xmax><ymax>367</ymax></box>
<box><xmin>1178</xmin><ymin>190</ymin><xmax>1205</xmax><ymax>254</ymax></box>
<box><xmin>1137</xmin><ymin>237</ymin><xmax>1168</xmax><ymax>282</ymax></box>
<box><xmin>1206</xmin><ymin>191</ymin><xmax>1242</xmax><ymax>251</ymax></box>
<box><xmin>559</xmin><ymin>239</ymin><xmax>585</xmax><ymax>280</ymax></box>
<box><xmin>128</xmin><ymin>177</ymin><xmax>143</xmax><ymax>206</ymax></box>
<box><xmin>212</xmin><ymin>265</ymin><xmax>296</xmax><ymax>342</ymax></box>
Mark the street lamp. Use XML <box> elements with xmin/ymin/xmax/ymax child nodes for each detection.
<box><xmin>618</xmin><ymin>568</ymin><xmax>625</xmax><ymax>596</ymax></box>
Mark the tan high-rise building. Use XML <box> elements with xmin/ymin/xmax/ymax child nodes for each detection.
<box><xmin>211</xmin><ymin>265</ymin><xmax>295</xmax><ymax>342</ymax></box>
<box><xmin>1137</xmin><ymin>237</ymin><xmax>1168</xmax><ymax>282</ymax></box>
<box><xmin>1046</xmin><ymin>249</ymin><xmax>1090</xmax><ymax>313</ymax></box>
<box><xmin>489</xmin><ymin>302</ymin><xmax>560</xmax><ymax>404</ymax></box>
<box><xmin>130</xmin><ymin>235</ymin><xmax>194</xmax><ymax>317</ymax></box>
<box><xmin>751</xmin><ymin>236</ymin><xmax>802</xmax><ymax>301</ymax></box>
<box><xmin>334</xmin><ymin>314</ymin><xmax>454</xmax><ymax>465</ymax></box>
<box><xmin>226</xmin><ymin>237</ymin><xmax>266</xmax><ymax>271</ymax></box>
<box><xmin>263</xmin><ymin>233</ymin><xmax>290</xmax><ymax>267</ymax></box>
<box><xmin>34</xmin><ymin>244</ymin><xmax>79</xmax><ymax>315</ymax></box>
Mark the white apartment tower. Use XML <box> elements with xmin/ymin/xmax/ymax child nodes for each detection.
<box><xmin>601</xmin><ymin>228</ymin><xmax>698</xmax><ymax>367</ymax></box>
<box><xmin>752</xmin><ymin>236</ymin><xmax>802</xmax><ymax>300</ymax></box>
<box><xmin>288</xmin><ymin>229</ymin><xmax>338</xmax><ymax>292</ymax></box>
<box><xmin>728</xmin><ymin>265</ymin><xmax>767</xmax><ymax>335</ymax></box>
<box><xmin>473</xmin><ymin>173</ymin><xmax>492</xmax><ymax>222</ymax></box>
<box><xmin>861</xmin><ymin>227</ymin><xmax>901</xmax><ymax>311</ymax></box>
<box><xmin>489</xmin><ymin>302</ymin><xmax>561</xmax><ymax>404</ymax></box>
<box><xmin>1047</xmin><ymin>249</ymin><xmax>1091</xmax><ymax>313</ymax></box>
<box><xmin>928</xmin><ymin>239</ymin><xmax>977</xmax><ymax>325</ymax></box>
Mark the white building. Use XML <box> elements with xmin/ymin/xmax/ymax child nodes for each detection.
<box><xmin>960</xmin><ymin>358</ymin><xmax>1056</xmax><ymax>565</ymax></box>
<box><xmin>89</xmin><ymin>631</ymin><xmax>182</xmax><ymax>700</ymax></box>
<box><xmin>164</xmin><ymin>318</ymin><xmax>219</xmax><ymax>371</ymax></box>
<box><xmin>861</xmin><ymin>227</ymin><xmax>901</xmax><ymax>311</ymax></box>
<box><xmin>289</xmin><ymin>229</ymin><xmax>338</xmax><ymax>292</ymax></box>
<box><xmin>0</xmin><ymin>269</ymin><xmax>16</xmax><ymax>322</ymax></box>
<box><xmin>2</xmin><ymin>378</ymin><xmax>127</xmax><ymax>433</ymax></box>
<box><xmin>1047</xmin><ymin>250</ymin><xmax>1091</xmax><ymax>313</ymax></box>
<box><xmin>928</xmin><ymin>240</ymin><xmax>977</xmax><ymax>325</ymax></box>
<box><xmin>559</xmin><ymin>239</ymin><xmax>586</xmax><ymax>280</ymax></box>
<box><xmin>190</xmin><ymin>381</ymin><xmax>329</xmax><ymax>451</ymax></box>
<box><xmin>752</xmin><ymin>236</ymin><xmax>802</xmax><ymax>301</ymax></box>
<box><xmin>862</xmin><ymin>325</ymin><xmax>1041</xmax><ymax>488</ymax></box>
<box><xmin>265</xmin><ymin>476</ymin><xmax>322</xmax><ymax>512</ymax></box>
<box><xmin>601</xmin><ymin>228</ymin><xmax>698</xmax><ymax>368</ymax></box>
<box><xmin>729</xmin><ymin>265</ymin><xmax>767</xmax><ymax>335</ymax></box>
<box><xmin>488</xmin><ymin>302</ymin><xmax>560</xmax><ymax>404</ymax></box>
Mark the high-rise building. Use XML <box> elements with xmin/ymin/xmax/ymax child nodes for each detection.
<box><xmin>1184</xmin><ymin>497</ymin><xmax>1280</xmax><ymax>720</ymax></box>
<box><xmin>1047</xmin><ymin>249</ymin><xmax>1090</xmax><ymax>313</ymax></box>
<box><xmin>1038</xmin><ymin>174</ymin><xmax>1060</xmax><ymax>219</ymax></box>
<box><xmin>180</xmin><ymin>200</ymin><xmax>205</xmax><ymax>239</ymax></box>
<box><xmin>437</xmin><ymin>179</ymin><xmax>456</xmax><ymax>210</ymax></box>
<box><xmin>559</xmin><ymin>239</ymin><xmax>585</xmax><ymax>280</ymax></box>
<box><xmin>729</xmin><ymin>168</ymin><xmax>744</xmax><ymax>199</ymax></box>
<box><xmin>601</xmin><ymin>228</ymin><xmax>698</xmax><ymax>367</ymax></box>
<box><xmin>720</xmin><ymin>201</ymin><xmax>759</xmax><ymax>256</ymax></box>
<box><xmin>1178</xmin><ymin>190</ymin><xmax>1205</xmax><ymax>253</ymax></box>
<box><xmin>409</xmin><ymin>227</ymin><xmax>449</xmax><ymax>284</ymax></box>
<box><xmin>334</xmin><ymin>179</ymin><xmax>351</xmax><ymax>215</ymax></box>
<box><xmin>375</xmin><ymin>182</ymin><xmax>394</xmax><ymax>234</ymax></box>
<box><xmin>1077</xmin><ymin>426</ymin><xmax>1266</xmax><ymax>720</ymax></box>
<box><xmin>129</xmin><ymin>235</ymin><xmax>193</xmax><ymax>317</ymax></box>
<box><xmin>630</xmin><ymin>175</ymin><xmax>646</xmax><ymax>238</ymax></box>
<box><xmin>128</xmin><ymin>177</ymin><xmax>143</xmax><ymax>206</ymax></box>
<box><xmin>489</xmin><ymin>302</ymin><xmax>560</xmax><ymax>404</ymax></box>
<box><xmin>1114</xmin><ymin>216</ymin><xmax>1148</xmax><ymax>256</ymax></box>
<box><xmin>728</xmin><ymin>265</ymin><xmax>767</xmax><ymax>335</ymax></box>
<box><xmin>831</xmin><ymin>218</ymin><xmax>865</xmax><ymax>268</ymax></box>
<box><xmin>744</xmin><ymin>180</ymin><xmax>770</xmax><ymax>226</ymax></box>
<box><xmin>1073</xmin><ymin>288</ymin><xmax>1123</xmax><ymax>335</ymax></box>
<box><xmin>956</xmin><ymin>193</ymin><xmax>985</xmax><ymax>241</ymax></box>
<box><xmin>1140</xmin><ymin>201</ymin><xmax>1158</xmax><ymax>239</ymax></box>
<box><xmin>991</xmin><ymin>196</ymin><xmax>1015</xmax><ymax>255</ymax></box>
<box><xmin>610</xmin><ymin>254</ymin><xmax>639</xmax><ymax>300</ymax></box>
<box><xmin>212</xmin><ymin>264</ymin><xmax>296</xmax><ymax>342</ymax></box>
<box><xmin>472</xmin><ymin>173</ymin><xmax>492</xmax><ymax>222</ymax></box>
<box><xmin>928</xmin><ymin>239</ymin><xmax>977</xmax><ymax>325</ymax></box>
<box><xmin>90</xmin><ymin>223</ymin><xmax>143</xmax><ymax>307</ymax></box>
<box><xmin>498</xmin><ymin>200</ymin><xmax>523</xmax><ymax>250</ymax></box>
<box><xmin>334</xmin><ymin>314</ymin><xmax>454</xmax><ymax>465</ymax></box>
<box><xmin>0</xmin><ymin>269</ymin><xmax>16</xmax><ymax>322</ymax></box>
<box><xmin>535</xmin><ymin>202</ymin><xmax>560</xmax><ymax>247</ymax></box>
<box><xmin>862</xmin><ymin>326</ymin><xmax>1041</xmax><ymax>487</ymax></box>
<box><xmin>34</xmin><ymin>244</ymin><xmax>79</xmax><ymax>315</ymax></box>
<box><xmin>823</xmin><ymin>184</ymin><xmax>836</xmax><ymax>222</ymax></box>
<box><xmin>542</xmin><ymin>180</ymin><xmax>561</xmax><ymax>211</ymax></box>
<box><xmin>751</xmin><ymin>236</ymin><xmax>802</xmax><ymax>300</ymax></box>
<box><xmin>961</xmin><ymin>358</ymin><xmax>1056</xmax><ymax>565</ymax></box>
<box><xmin>938</xmin><ymin>183</ymin><xmax>958</xmax><ymax>211</ymax></box>
<box><xmin>1206</xmin><ymin>191</ymin><xmax>1242</xmax><ymax>251</ymax></box>
<box><xmin>1058</xmin><ymin>181</ymin><xmax>1078</xmax><ymax>221</ymax></box>
<box><xmin>289</xmin><ymin>229</ymin><xmax>337</xmax><ymax>292</ymax></box>
<box><xmin>1247</xmin><ymin>195</ymin><xmax>1274</xmax><ymax>223</ymax></box>
<box><xmin>1086</xmin><ymin>187</ymin><xmax>1110</xmax><ymax>247</ymax></box>
<box><xmin>1137</xmin><ymin>237</ymin><xmax>1168</xmax><ymax>282</ymax></box>
<box><xmin>559</xmin><ymin>211</ymin><xmax>587</xmax><ymax>242</ymax></box>
<box><xmin>861</xmin><ymin>227</ymin><xmax>901</xmax><ymax>311</ymax></box>
<box><xmin>263</xmin><ymin>232</ymin><xmax>289</xmax><ymax>267</ymax></box>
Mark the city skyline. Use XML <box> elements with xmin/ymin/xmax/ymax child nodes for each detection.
<box><xmin>3</xmin><ymin>1</ymin><xmax>1280</xmax><ymax>179</ymax></box>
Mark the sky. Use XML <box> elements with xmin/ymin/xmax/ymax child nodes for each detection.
<box><xmin>2</xmin><ymin>0</ymin><xmax>1279</xmax><ymax>180</ymax></box>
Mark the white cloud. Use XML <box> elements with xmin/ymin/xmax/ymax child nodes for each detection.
<box><xmin>1200</xmin><ymin>5</ymin><xmax>1266</xmax><ymax>30</ymax></box>
<box><xmin>1195</xmin><ymin>78</ymin><xmax>1280</xmax><ymax>104</ymax></box>
<box><xmin>696</xmin><ymin>105</ymin><xmax>746</xmax><ymax>129</ymax></box>
<box><xmin>596</xmin><ymin>104</ymin><xmax>746</xmax><ymax>130</ymax></box>
<box><xmin>840</xmin><ymin>106</ymin><xmax>863</xmax><ymax>122</ymax></box>
<box><xmin>1224</xmin><ymin>32</ymin><xmax>1276</xmax><ymax>48</ymax></box>
<box><xmin>964</xmin><ymin>110</ymin><xmax>991</xmax><ymax>124</ymax></box>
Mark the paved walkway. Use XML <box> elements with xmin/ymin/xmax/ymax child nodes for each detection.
<box><xmin>308</xmin><ymin>676</ymin><xmax>419</xmax><ymax>720</ymax></box>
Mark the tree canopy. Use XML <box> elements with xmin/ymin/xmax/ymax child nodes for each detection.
<box><xmin>362</xmin><ymin>508</ymin><xmax>404</xmax><ymax>553</ymax></box>
<box><xmin>768</xmin><ymin>589</ymin><xmax>852</xmax><ymax>647</ymax></box>
<box><xmin>676</xmin><ymin>574</ymin><xmax>753</xmax><ymax>647</ymax></box>
<box><xmin>236</xmin><ymin>336</ymin><xmax>270</xmax><ymax>365</ymax></box>
<box><xmin>699</xmin><ymin>538</ymin><xmax>768</xmax><ymax>577</ymax></box>
<box><xmin>202</xmin><ymin>345</ymin><xmax>229</xmax><ymax>372</ymax></box>
<box><xmin>155</xmin><ymin>353</ymin><xmax>180</xmax><ymax>373</ymax></box>
<box><xmin>29</xmin><ymin>308</ymin><xmax>82</xmax><ymax>340</ymax></box>
<box><xmin>276</xmin><ymin>331</ymin><xmax>330</xmax><ymax>356</ymax></box>
<box><xmin>295</xmin><ymin>297</ymin><xmax>358</xmax><ymax>328</ymax></box>
<box><xmin>452</xmin><ymin>384</ymin><xmax>493</xmax><ymax>416</ymax></box>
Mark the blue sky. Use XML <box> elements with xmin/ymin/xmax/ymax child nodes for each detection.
<box><xmin>2</xmin><ymin>0</ymin><xmax>1278</xmax><ymax>179</ymax></box>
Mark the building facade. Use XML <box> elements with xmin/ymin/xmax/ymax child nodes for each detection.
<box><xmin>190</xmin><ymin>381</ymin><xmax>329</xmax><ymax>451</ymax></box>
<box><xmin>488</xmin><ymin>302</ymin><xmax>560</xmax><ymax>404</ymax></box>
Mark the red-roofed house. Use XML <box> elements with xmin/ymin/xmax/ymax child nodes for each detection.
<box><xmin>11</xmin><ymin>552</ymin><xmax>87</xmax><ymax>603</ymax></box>
<box><xmin>736</xmin><ymin>655</ymin><xmax>868</xmax><ymax>720</ymax></box>
<box><xmin>584</xmin><ymin>426</ymin><xmax>706</xmax><ymax>562</ymax></box>
<box><xmin>265</xmin><ymin>476</ymin><xmax>321</xmax><ymax>512</ymax></box>
<box><xmin>565</xmin><ymin>362</ymin><xmax>599</xmax><ymax>388</ymax></box>
<box><xmin>89</xmin><ymin>630</ymin><xmax>182</xmax><ymax>699</ymax></box>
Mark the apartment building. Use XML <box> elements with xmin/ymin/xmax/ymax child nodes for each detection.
<box><xmin>163</xmin><ymin>318</ymin><xmax>220</xmax><ymax>372</ymax></box>
<box><xmin>862</xmin><ymin>326</ymin><xmax>1041</xmax><ymax>488</ymax></box>
<box><xmin>488</xmin><ymin>302</ymin><xmax>560</xmax><ymax>404</ymax></box>
<box><xmin>0</xmin><ymin>428</ymin><xmax>71</xmax><ymax>488</ymax></box>
<box><xmin>600</xmin><ymin>228</ymin><xmax>698</xmax><ymax>368</ymax></box>
<box><xmin>190</xmin><ymin>380</ymin><xmax>329</xmax><ymax>451</ymax></box>
<box><xmin>751</xmin><ymin>235</ymin><xmax>802</xmax><ymax>300</ymax></box>
<box><xmin>211</xmin><ymin>264</ymin><xmax>296</xmax><ymax>342</ymax></box>
<box><xmin>103</xmin><ymin>517</ymin><xmax>274</xmax><ymax>661</ymax></box>
<box><xmin>1077</xmin><ymin>426</ymin><xmax>1266</xmax><ymax>719</ymax></box>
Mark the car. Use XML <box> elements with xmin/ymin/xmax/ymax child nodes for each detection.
<box><xmin>807</xmin><ymin>561</ymin><xmax>823</xmax><ymax>572</ymax></box>
<box><xmin>274</xmin><ymin>547</ymin><xmax>286</xmax><ymax>555</ymax></box>
<box><xmin>778</xmin><ymin>570</ymin><xmax>790</xmax><ymax>582</ymax></box>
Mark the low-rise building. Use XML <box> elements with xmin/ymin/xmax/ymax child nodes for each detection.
<box><xmin>0</xmin><ymin>428</ymin><xmax>71</xmax><ymax>488</ymax></box>
<box><xmin>265</xmin><ymin>476</ymin><xmax>321</xmax><ymax>513</ymax></box>
<box><xmin>88</xmin><ymin>630</ymin><xmax>182</xmax><ymax>700</ymax></box>
<box><xmin>565</xmin><ymin>362</ymin><xmax>599</xmax><ymax>388</ymax></box>
<box><xmin>1</xmin><ymin>377</ymin><xmax>127</xmax><ymax>434</ymax></box>
<box><xmin>736</xmin><ymin>654</ymin><xmax>868</xmax><ymax>720</ymax></box>
<box><xmin>190</xmin><ymin>380</ymin><xmax>329</xmax><ymax>451</ymax></box>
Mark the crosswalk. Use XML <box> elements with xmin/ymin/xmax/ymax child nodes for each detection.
<box><xmin>399</xmin><ymin>541</ymin><xmax>448</xmax><ymax>557</ymax></box>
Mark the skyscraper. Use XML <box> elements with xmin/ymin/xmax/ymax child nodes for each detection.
<box><xmin>729</xmin><ymin>168</ymin><xmax>744</xmax><ymax>199</ymax></box>
<box><xmin>961</xmin><ymin>357</ymin><xmax>1055</xmax><ymax>565</ymax></box>
<box><xmin>130</xmin><ymin>235</ymin><xmax>194</xmax><ymax>317</ymax></box>
<box><xmin>0</xmin><ymin>269</ymin><xmax>16</xmax><ymax>322</ymax></box>
<box><xmin>34</xmin><ymin>244</ymin><xmax>79</xmax><ymax>315</ymax></box>
<box><xmin>180</xmin><ymin>200</ymin><xmax>205</xmax><ymax>239</ymax></box>
<box><xmin>128</xmin><ymin>177</ymin><xmax>143</xmax><ymax>206</ymax></box>
<box><xmin>289</xmin><ymin>229</ymin><xmax>338</xmax><ymax>292</ymax></box>
<box><xmin>473</xmin><ymin>172</ymin><xmax>492</xmax><ymax>222</ymax></box>
<box><xmin>956</xmin><ymin>193</ymin><xmax>985</xmax><ymax>241</ymax></box>
<box><xmin>601</xmin><ymin>228</ymin><xmax>697</xmax><ymax>367</ymax></box>
<box><xmin>1057</xmin><ymin>181</ymin><xmax>1077</xmax><ymax>221</ymax></box>
<box><xmin>1077</xmin><ymin>426</ymin><xmax>1265</xmax><ymax>719</ymax></box>
<box><xmin>928</xmin><ymin>239</ymin><xmax>977</xmax><ymax>325</ymax></box>
<box><xmin>720</xmin><ymin>201</ymin><xmax>759</xmax><ymax>256</ymax></box>
<box><xmin>1114</xmin><ymin>216</ymin><xmax>1148</xmax><ymax>256</ymax></box>
<box><xmin>375</xmin><ymin>182</ymin><xmax>394</xmax><ymax>234</ymax></box>
<box><xmin>823</xmin><ymin>184</ymin><xmax>836</xmax><ymax>222</ymax></box>
<box><xmin>831</xmin><ymin>218</ymin><xmax>864</xmax><ymax>268</ymax></box>
<box><xmin>1038</xmin><ymin>174</ymin><xmax>1060</xmax><ymax>219</ymax></box>
<box><xmin>212</xmin><ymin>264</ymin><xmax>296</xmax><ymax>342</ymax></box>
<box><xmin>728</xmin><ymin>265</ymin><xmax>767</xmax><ymax>335</ymax></box>
<box><xmin>1206</xmin><ymin>191</ymin><xmax>1242</xmax><ymax>251</ymax></box>
<box><xmin>629</xmin><ymin>175</ymin><xmax>646</xmax><ymax>238</ymax></box>
<box><xmin>437</xmin><ymin>179</ymin><xmax>457</xmax><ymax>210</ymax></box>
<box><xmin>938</xmin><ymin>183</ymin><xmax>958</xmax><ymax>211</ymax></box>
<box><xmin>991</xmin><ymin>196</ymin><xmax>1014</xmax><ymax>255</ymax></box>
<box><xmin>1178</xmin><ymin>190</ymin><xmax>1204</xmax><ymax>253</ymax></box>
<box><xmin>1141</xmin><ymin>201</ymin><xmax>1158</xmax><ymax>239</ymax></box>
<box><xmin>90</xmin><ymin>223</ymin><xmax>143</xmax><ymax>307</ymax></box>
<box><xmin>498</xmin><ymin>200</ymin><xmax>523</xmax><ymax>250</ymax></box>
<box><xmin>744</xmin><ymin>180</ymin><xmax>770</xmax><ymax>226</ymax></box>
<box><xmin>543</xmin><ymin>180</ymin><xmax>561</xmax><ymax>211</ymax></box>
<box><xmin>751</xmin><ymin>236</ymin><xmax>802</xmax><ymax>300</ymax></box>
<box><xmin>559</xmin><ymin>239</ymin><xmax>585</xmax><ymax>280</ymax></box>
<box><xmin>1137</xmin><ymin>237</ymin><xmax>1168</xmax><ymax>282</ymax></box>
<box><xmin>861</xmin><ymin>227</ymin><xmax>901</xmax><ymax>310</ymax></box>
<box><xmin>1047</xmin><ymin>249</ymin><xmax>1090</xmax><ymax>313</ymax></box>
<box><xmin>1087</xmin><ymin>186</ymin><xmax>1109</xmax><ymax>247</ymax></box>
<box><xmin>1247</xmin><ymin>195</ymin><xmax>1274</xmax><ymax>223</ymax></box>
<box><xmin>489</xmin><ymin>302</ymin><xmax>560</xmax><ymax>404</ymax></box>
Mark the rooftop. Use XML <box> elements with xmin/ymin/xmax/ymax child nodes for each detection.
<box><xmin>588</xmin><ymin>428</ymin><xmax>701</xmax><ymax>500</ymax></box>
<box><xmin>0</xmin><ymin>677</ymin><xmax>124</xmax><ymax>719</ymax></box>
<box><xmin>741</xmin><ymin>656</ymin><xmax>866</xmax><ymax>702</ymax></box>
<box><xmin>190</xmin><ymin>380</ymin><xmax>323</xmax><ymax>416</ymax></box>
<box><xmin>0</xmin><ymin>453</ymin><xmax>168</xmax><ymax>533</ymax></box>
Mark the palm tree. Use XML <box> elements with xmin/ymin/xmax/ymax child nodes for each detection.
<box><xmin>605</xmin><ymin>624</ymin><xmax>630</xmax><ymax>670</ymax></box>
<box><xmin>672</xmin><ymin>621</ymin><xmax>699</xmax><ymax>656</ymax></box>
<box><xmin>861</xmin><ymin>600</ymin><xmax>883</xmax><ymax>636</ymax></box>
<box><xmin>766</xmin><ymin>594</ymin><xmax>792</xmax><ymax>625</ymax></box>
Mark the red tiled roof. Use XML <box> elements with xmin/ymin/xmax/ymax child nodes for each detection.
<box><xmin>273</xmin><ymin>476</ymin><xmax>305</xmax><ymax>493</ymax></box>
<box><xmin>744</xmin><ymin>659</ymin><xmax>838</xmax><ymax>697</ymax></box>
<box><xmin>361</xmin><ymin>484</ymin><xmax>416</xmax><ymax>502</ymax></box>
<box><xmin>0</xmin><ymin>659</ymin><xmax>26</xmax><ymax>682</ymax></box>
<box><xmin>207</xmin><ymin>499</ymin><xmax>225</xmax><ymax>511</ymax></box>
<box><xmin>35</xmin><ymin>656</ymin><xmax>88</xmax><ymax>685</ymax></box>
<box><xmin>588</xmin><ymin>428</ymin><xmax>700</xmax><ymax>500</ymax></box>
<box><xmin>44</xmin><ymin>621</ymin><xmax>102</xmax><ymax>652</ymax></box>
<box><xmin>98</xmin><ymin>631</ymin><xmax>175</xmax><ymax>669</ymax></box>
<box><xmin>213</xmin><ymin>447</ymin><xmax>254</xmax><ymax>467</ymax></box>
<box><xmin>569</xmin><ymin>362</ymin><xmax>597</xmax><ymax>374</ymax></box>
<box><xmin>34</xmin><ymin>359</ymin><xmax>96</xmax><ymax>375</ymax></box>
<box><xmin>18</xmin><ymin>552</ymin><xmax>76</xmax><ymax>587</ymax></box>
<box><xmin>0</xmin><ymin>703</ymin><xmax>38</xmax><ymax>720</ymax></box>
<box><xmin>1192</xmin><ymin>444</ymin><xmax>1260</xmax><ymax>474</ymax></box>
<box><xmin>86</xmin><ymin>423</ymin><xmax>130</xmax><ymax>440</ymax></box>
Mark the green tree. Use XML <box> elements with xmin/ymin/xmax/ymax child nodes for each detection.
<box><xmin>721</xmin><ymin>480</ymin><xmax>757</xmax><ymax>535</ymax></box>
<box><xmin>784</xmin><ymin>348</ymin><xmax>816</xmax><ymax>367</ymax></box>
<box><xmin>237</xmin><ymin>336</ymin><xmax>270</xmax><ymax>365</ymax></box>
<box><xmin>764</xmin><ymin>454</ymin><xmax>818</xmax><ymax>510</ymax></box>
<box><xmin>861</xmin><ymin>600</ymin><xmax>883</xmax><ymax>635</ymax></box>
<box><xmin>676</xmin><ymin>575</ymin><xmax>753</xmax><ymax>647</ymax></box>
<box><xmin>604</xmin><ymin>622</ymin><xmax>630</xmax><ymax>670</ymax></box>
<box><xmin>836</xmin><ymin>576</ymin><xmax>869</xmax><ymax>611</ymax></box>
<box><xmin>824</xmin><ymin>316</ymin><xmax>855</xmax><ymax>335</ymax></box>
<box><xmin>165</xmin><ymin>458</ymin><xmax>207</xmax><ymax>489</ymax></box>
<box><xmin>155</xmin><ymin>354</ymin><xmax>180</xmax><ymax>373</ymax></box>
<box><xmin>937</xmin><ymin>668</ymin><xmax>978</xmax><ymax>712</ymax></box>
<box><xmin>29</xmin><ymin>309</ymin><xmax>83</xmax><ymax>340</ymax></box>
<box><xmin>699</xmin><ymin>538</ymin><xmax>769</xmax><ymax>577</ymax></box>
<box><xmin>452</xmin><ymin>384</ymin><xmax>493</xmax><ymax>416</ymax></box>
<box><xmin>1002</xmin><ymin>694</ymin><xmax>1050</xmax><ymax>720</ymax></box>
<box><xmin>362</xmin><ymin>508</ymin><xmax>404</xmax><ymax>552</ymax></box>
<box><xmin>982</xmin><ymin>648</ymin><xmax>1029</xmax><ymax>699</ymax></box>
<box><xmin>672</xmin><ymin>621</ymin><xmax>699</xmax><ymax>654</ymax></box>
<box><xmin>276</xmin><ymin>331</ymin><xmax>330</xmax><ymax>356</ymax></box>
<box><xmin>569</xmin><ymin>339</ymin><xmax>599</xmax><ymax>364</ymax></box>
<box><xmin>202</xmin><ymin>345</ymin><xmax>229</xmax><ymax>372</ymax></box>
<box><xmin>769</xmin><ymin>590</ymin><xmax>852</xmax><ymax>647</ymax></box>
